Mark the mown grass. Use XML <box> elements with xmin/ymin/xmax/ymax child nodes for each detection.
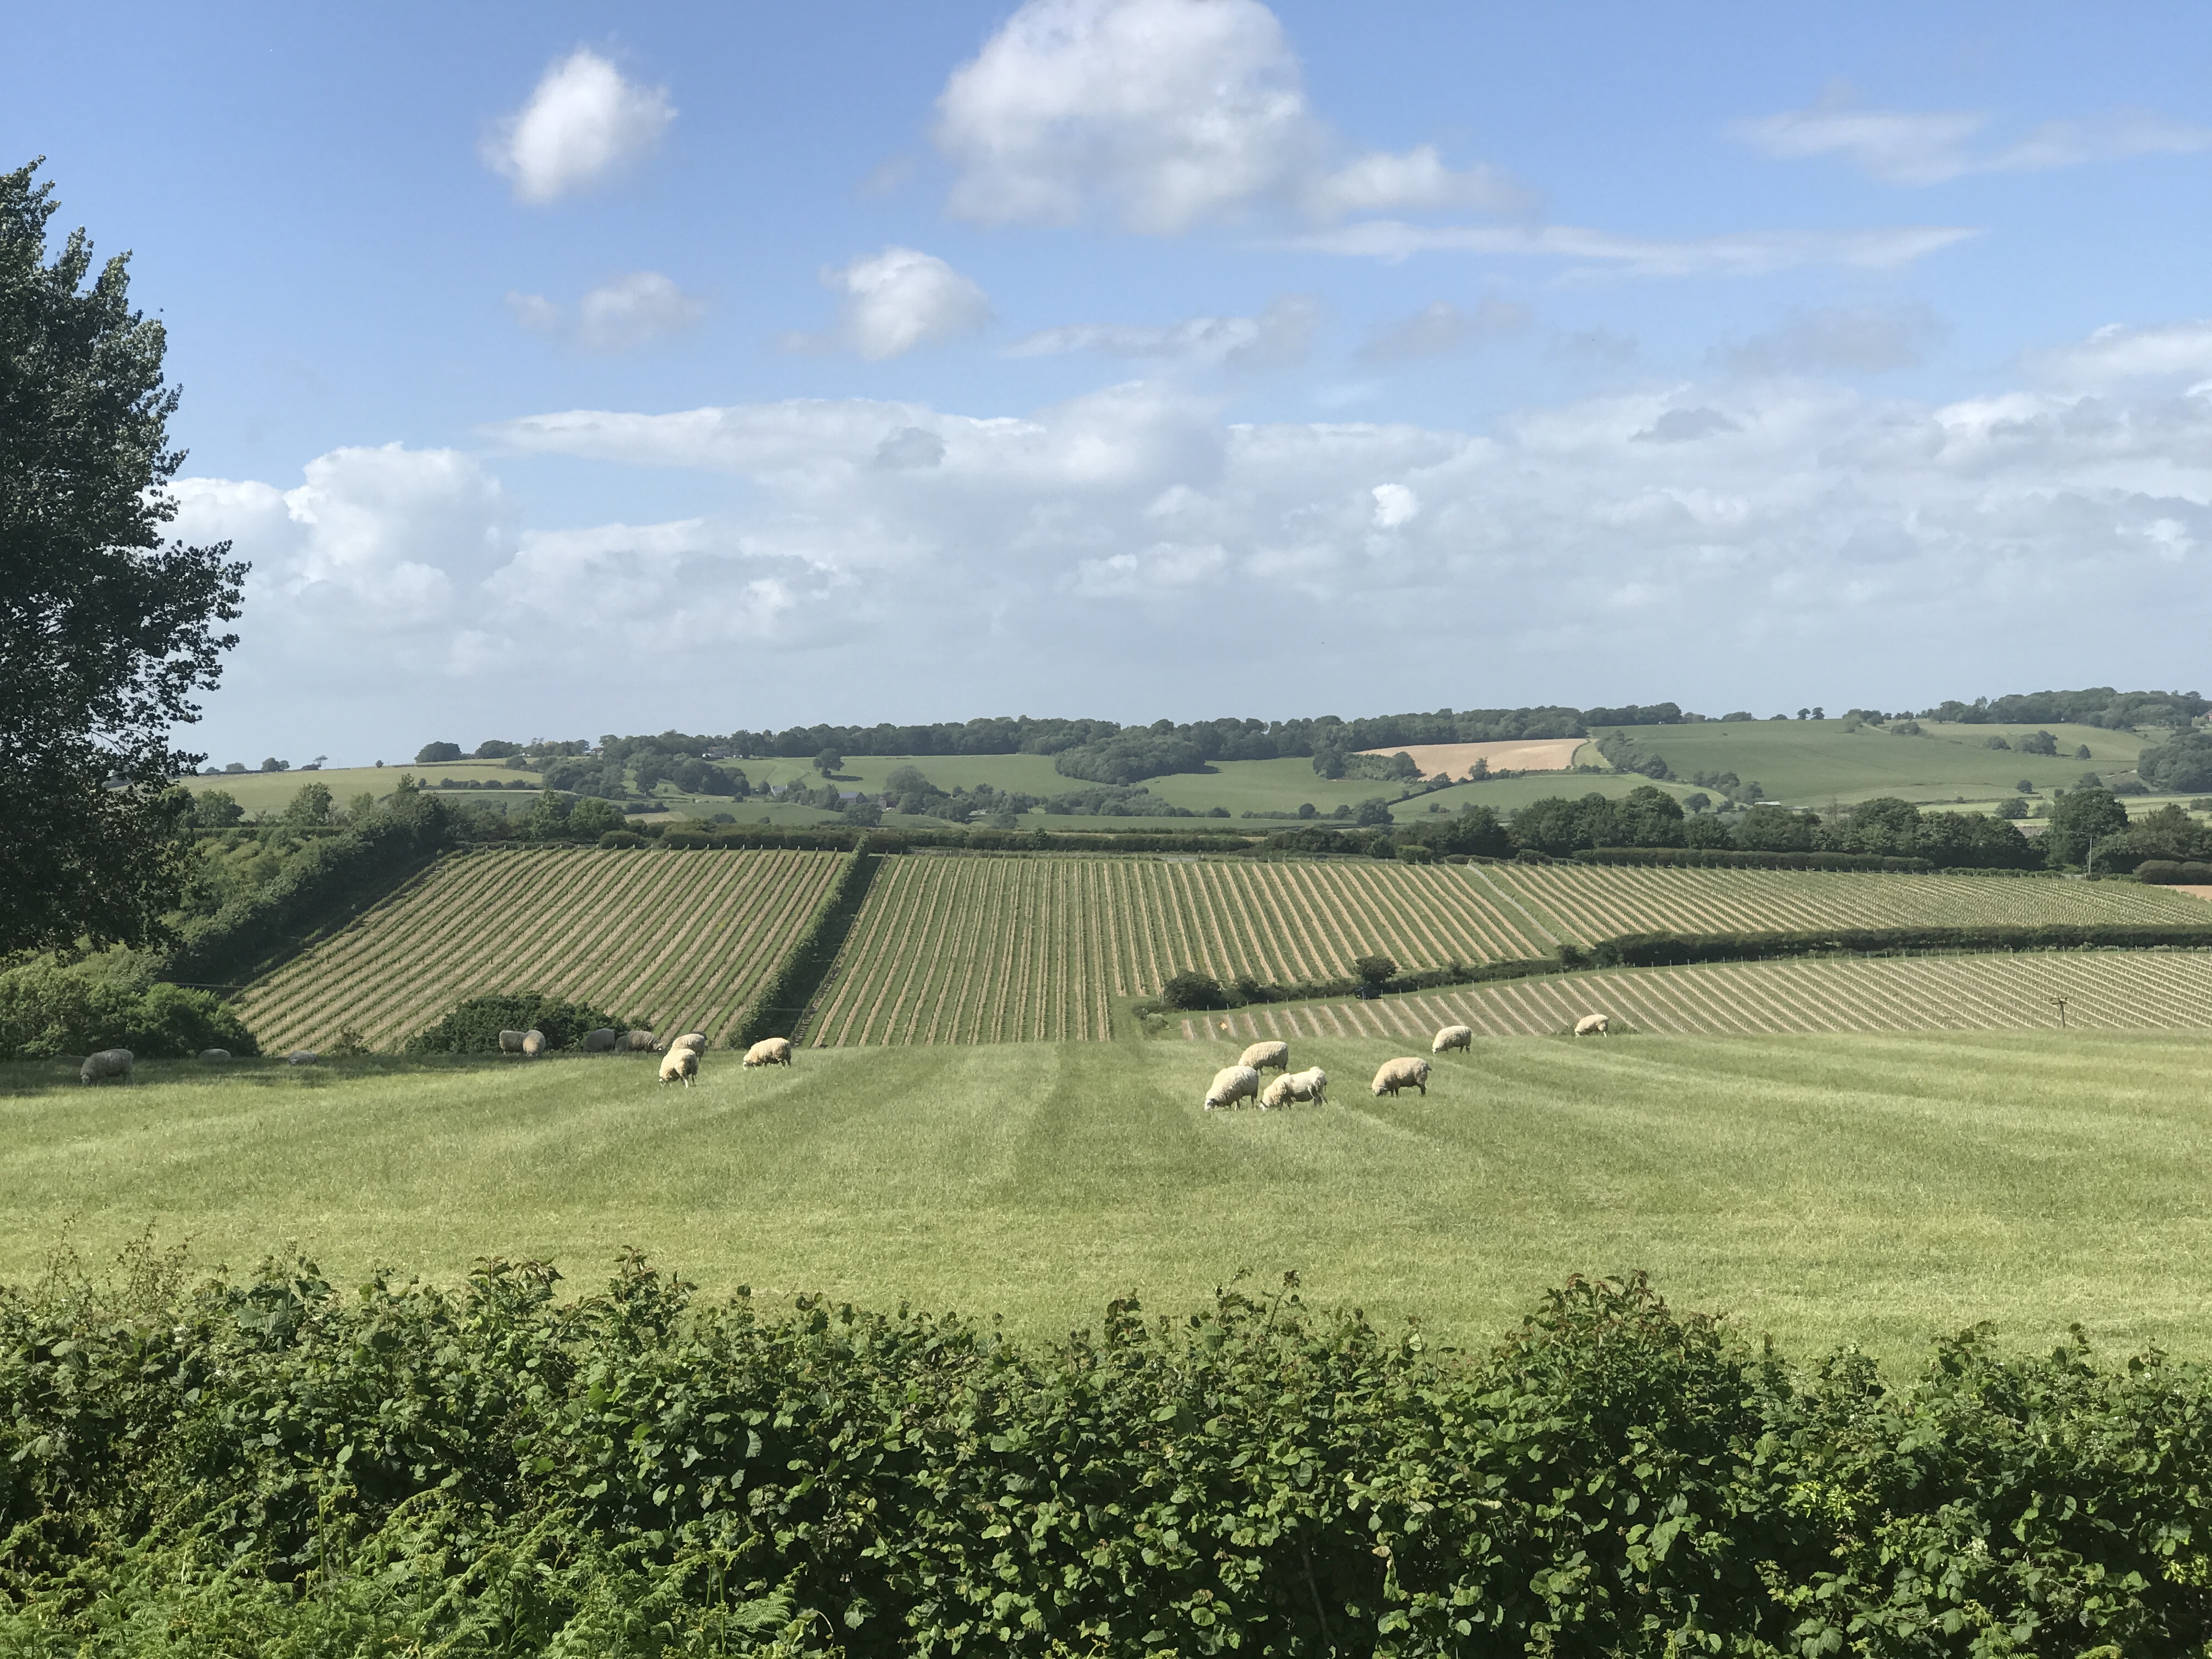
<box><xmin>7</xmin><ymin>1031</ymin><xmax>2209</xmax><ymax>1369</ymax></box>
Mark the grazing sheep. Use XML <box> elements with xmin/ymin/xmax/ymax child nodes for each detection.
<box><xmin>285</xmin><ymin>1050</ymin><xmax>319</xmax><ymax>1066</ymax></box>
<box><xmin>1259</xmin><ymin>1075</ymin><xmax>1293</xmax><ymax>1109</ymax></box>
<box><xmin>80</xmin><ymin>1048</ymin><xmax>133</xmax><ymax>1085</ymax></box>
<box><xmin>498</xmin><ymin>1029</ymin><xmax>527</xmax><ymax>1054</ymax></box>
<box><xmin>1574</xmin><ymin>1014</ymin><xmax>1610</xmax><ymax>1037</ymax></box>
<box><xmin>671</xmin><ymin>1032</ymin><xmax>708</xmax><ymax>1055</ymax></box>
<box><xmin>1238</xmin><ymin>1040</ymin><xmax>1289</xmax><ymax>1076</ymax></box>
<box><xmin>198</xmin><ymin>1048</ymin><xmax>232</xmax><ymax>1063</ymax></box>
<box><xmin>742</xmin><ymin>1037</ymin><xmax>793</xmax><ymax>1068</ymax></box>
<box><xmin>521</xmin><ymin>1029</ymin><xmax>547</xmax><ymax>1058</ymax></box>
<box><xmin>582</xmin><ymin>1029</ymin><xmax>618</xmax><ymax>1053</ymax></box>
<box><xmin>1282</xmin><ymin>1066</ymin><xmax>1328</xmax><ymax>1105</ymax></box>
<box><xmin>1370</xmin><ymin>1057</ymin><xmax>1431</xmax><ymax>1098</ymax></box>
<box><xmin>1203</xmin><ymin>1064</ymin><xmax>1262</xmax><ymax>1111</ymax></box>
<box><xmin>620</xmin><ymin>1030</ymin><xmax>658</xmax><ymax>1053</ymax></box>
<box><xmin>1432</xmin><ymin>1024</ymin><xmax>1474</xmax><ymax>1055</ymax></box>
<box><xmin>658</xmin><ymin>1048</ymin><xmax>699</xmax><ymax>1087</ymax></box>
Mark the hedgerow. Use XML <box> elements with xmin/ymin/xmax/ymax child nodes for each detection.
<box><xmin>404</xmin><ymin>992</ymin><xmax>632</xmax><ymax>1053</ymax></box>
<box><xmin>2</xmin><ymin>1255</ymin><xmax>2209</xmax><ymax>1655</ymax></box>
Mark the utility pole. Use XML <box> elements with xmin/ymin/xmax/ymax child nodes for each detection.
<box><xmin>2053</xmin><ymin>995</ymin><xmax>2068</xmax><ymax>1029</ymax></box>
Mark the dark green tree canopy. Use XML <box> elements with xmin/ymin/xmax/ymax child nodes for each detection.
<box><xmin>1</xmin><ymin>160</ymin><xmax>246</xmax><ymax>957</ymax></box>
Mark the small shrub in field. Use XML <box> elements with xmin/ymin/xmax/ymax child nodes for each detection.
<box><xmin>1160</xmin><ymin>969</ymin><xmax>1227</xmax><ymax>1011</ymax></box>
<box><xmin>1352</xmin><ymin>953</ymin><xmax>1397</xmax><ymax>990</ymax></box>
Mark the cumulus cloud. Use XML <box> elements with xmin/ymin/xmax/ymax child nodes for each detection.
<box><xmin>2028</xmin><ymin>320</ymin><xmax>2212</xmax><ymax>388</ymax></box>
<box><xmin>1357</xmin><ymin>297</ymin><xmax>1531</xmax><ymax>365</ymax></box>
<box><xmin>932</xmin><ymin>0</ymin><xmax>1521</xmax><ymax>233</ymax></box>
<box><xmin>1734</xmin><ymin>93</ymin><xmax>2212</xmax><ymax>186</ymax></box>
<box><xmin>1283</xmin><ymin>219</ymin><xmax>1977</xmax><ymax>275</ymax></box>
<box><xmin>1632</xmin><ymin>408</ymin><xmax>1742</xmax><ymax>444</ymax></box>
<box><xmin>1714</xmin><ymin>304</ymin><xmax>1946</xmax><ymax>376</ymax></box>
<box><xmin>1006</xmin><ymin>294</ymin><xmax>1320</xmax><ymax>367</ymax></box>
<box><xmin>483</xmin><ymin>49</ymin><xmax>675</xmax><ymax>204</ymax></box>
<box><xmin>1370</xmin><ymin>483</ymin><xmax>1419</xmax><ymax>527</ymax></box>
<box><xmin>789</xmin><ymin>247</ymin><xmax>991</xmax><ymax>360</ymax></box>
<box><xmin>506</xmin><ymin>272</ymin><xmax>707</xmax><ymax>352</ymax></box>
<box><xmin>181</xmin><ymin>315</ymin><xmax>2212</xmax><ymax>758</ymax></box>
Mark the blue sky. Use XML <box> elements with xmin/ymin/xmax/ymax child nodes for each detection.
<box><xmin>8</xmin><ymin>2</ymin><xmax>2211</xmax><ymax>760</ymax></box>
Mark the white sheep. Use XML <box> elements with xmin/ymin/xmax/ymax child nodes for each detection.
<box><xmin>658</xmin><ymin>1048</ymin><xmax>699</xmax><ymax>1087</ymax></box>
<box><xmin>285</xmin><ymin>1050</ymin><xmax>319</xmax><ymax>1066</ymax></box>
<box><xmin>198</xmin><ymin>1048</ymin><xmax>232</xmax><ymax>1063</ymax></box>
<box><xmin>1574</xmin><ymin>1014</ymin><xmax>1610</xmax><ymax>1037</ymax></box>
<box><xmin>1203</xmin><ymin>1064</ymin><xmax>1261</xmax><ymax>1111</ymax></box>
<box><xmin>582</xmin><ymin>1028</ymin><xmax>619</xmax><ymax>1053</ymax></box>
<box><xmin>521</xmin><ymin>1029</ymin><xmax>547</xmax><ymax>1058</ymax></box>
<box><xmin>1282</xmin><ymin>1065</ymin><xmax>1328</xmax><ymax>1105</ymax></box>
<box><xmin>671</xmin><ymin>1032</ymin><xmax>708</xmax><ymax>1055</ymax></box>
<box><xmin>1370</xmin><ymin>1057</ymin><xmax>1431</xmax><ymax>1098</ymax></box>
<box><xmin>1259</xmin><ymin>1074</ymin><xmax>1294</xmax><ymax>1109</ymax></box>
<box><xmin>743</xmin><ymin>1037</ymin><xmax>793</xmax><ymax>1068</ymax></box>
<box><xmin>498</xmin><ymin>1029</ymin><xmax>527</xmax><ymax>1054</ymax></box>
<box><xmin>1238</xmin><ymin>1040</ymin><xmax>1289</xmax><ymax>1076</ymax></box>
<box><xmin>80</xmin><ymin>1048</ymin><xmax>133</xmax><ymax>1085</ymax></box>
<box><xmin>620</xmin><ymin>1029</ymin><xmax>658</xmax><ymax>1053</ymax></box>
<box><xmin>1432</xmin><ymin>1025</ymin><xmax>1474</xmax><ymax>1055</ymax></box>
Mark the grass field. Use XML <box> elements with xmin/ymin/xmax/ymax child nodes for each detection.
<box><xmin>1178</xmin><ymin>950</ymin><xmax>2212</xmax><ymax>1041</ymax></box>
<box><xmin>9</xmin><ymin>1031</ymin><xmax>2212</xmax><ymax>1367</ymax></box>
<box><xmin>804</xmin><ymin>857</ymin><xmax>2205</xmax><ymax>1045</ymax></box>
<box><xmin>1607</xmin><ymin>718</ymin><xmax>2155</xmax><ymax>807</ymax></box>
<box><xmin>235</xmin><ymin>847</ymin><xmax>844</xmax><ymax>1051</ymax></box>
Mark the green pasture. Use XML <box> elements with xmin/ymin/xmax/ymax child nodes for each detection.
<box><xmin>1610</xmin><ymin>719</ymin><xmax>2155</xmax><ymax>808</ymax></box>
<box><xmin>9</xmin><ymin>1030</ymin><xmax>2211</xmax><ymax>1369</ymax></box>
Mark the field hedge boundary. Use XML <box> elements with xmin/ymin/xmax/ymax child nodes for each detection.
<box><xmin>730</xmin><ymin>838</ymin><xmax>878</xmax><ymax>1048</ymax></box>
<box><xmin>5</xmin><ymin>1259</ymin><xmax>2210</xmax><ymax>1654</ymax></box>
<box><xmin>653</xmin><ymin>823</ymin><xmax>1266</xmax><ymax>854</ymax></box>
<box><xmin>1571</xmin><ymin>845</ymin><xmax>1934</xmax><ymax>872</ymax></box>
<box><xmin>1573</xmin><ymin>922</ymin><xmax>2212</xmax><ymax>969</ymax></box>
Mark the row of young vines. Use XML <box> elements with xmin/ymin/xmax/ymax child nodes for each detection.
<box><xmin>1483</xmin><ymin>862</ymin><xmax>2201</xmax><ymax>945</ymax></box>
<box><xmin>1181</xmin><ymin>948</ymin><xmax>2212</xmax><ymax>1041</ymax></box>
<box><xmin>235</xmin><ymin>847</ymin><xmax>844</xmax><ymax>1051</ymax></box>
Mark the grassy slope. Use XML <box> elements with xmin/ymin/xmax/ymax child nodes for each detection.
<box><xmin>1613</xmin><ymin>719</ymin><xmax>2154</xmax><ymax>808</ymax></box>
<box><xmin>9</xmin><ymin>1031</ymin><xmax>2212</xmax><ymax>1367</ymax></box>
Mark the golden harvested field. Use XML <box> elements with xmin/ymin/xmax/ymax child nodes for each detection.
<box><xmin>1176</xmin><ymin>950</ymin><xmax>2212</xmax><ymax>1043</ymax></box>
<box><xmin>237</xmin><ymin>847</ymin><xmax>843</xmax><ymax>1052</ymax></box>
<box><xmin>1352</xmin><ymin>738</ymin><xmax>1585</xmax><ymax>775</ymax></box>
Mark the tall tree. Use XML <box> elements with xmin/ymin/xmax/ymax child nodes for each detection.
<box><xmin>1</xmin><ymin>160</ymin><xmax>247</xmax><ymax>958</ymax></box>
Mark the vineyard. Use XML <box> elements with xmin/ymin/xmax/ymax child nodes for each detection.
<box><xmin>1477</xmin><ymin>863</ymin><xmax>2203</xmax><ymax>945</ymax></box>
<box><xmin>805</xmin><ymin>855</ymin><xmax>1556</xmax><ymax>1045</ymax></box>
<box><xmin>1179</xmin><ymin>949</ymin><xmax>2212</xmax><ymax>1042</ymax></box>
<box><xmin>807</xmin><ymin>853</ymin><xmax>2209</xmax><ymax>1048</ymax></box>
<box><xmin>235</xmin><ymin>847</ymin><xmax>843</xmax><ymax>1053</ymax></box>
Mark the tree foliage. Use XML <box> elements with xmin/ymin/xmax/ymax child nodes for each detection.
<box><xmin>0</xmin><ymin>160</ymin><xmax>247</xmax><ymax>958</ymax></box>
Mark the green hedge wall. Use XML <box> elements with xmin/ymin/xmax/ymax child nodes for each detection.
<box><xmin>1572</xmin><ymin>845</ymin><xmax>1934</xmax><ymax>872</ymax></box>
<box><xmin>1579</xmin><ymin>923</ymin><xmax>2212</xmax><ymax>969</ymax></box>
<box><xmin>3</xmin><ymin>1260</ymin><xmax>2209</xmax><ymax>1654</ymax></box>
<box><xmin>730</xmin><ymin>839</ymin><xmax>878</xmax><ymax>1048</ymax></box>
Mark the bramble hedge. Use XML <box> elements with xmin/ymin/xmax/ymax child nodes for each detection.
<box><xmin>3</xmin><ymin>1256</ymin><xmax>2209</xmax><ymax>1655</ymax></box>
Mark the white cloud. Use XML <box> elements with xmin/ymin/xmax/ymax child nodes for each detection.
<box><xmin>1005</xmin><ymin>294</ymin><xmax>1319</xmax><ymax>367</ymax></box>
<box><xmin>932</xmin><ymin>0</ymin><xmax>1519</xmax><ymax>232</ymax></box>
<box><xmin>1734</xmin><ymin>95</ymin><xmax>2212</xmax><ymax>186</ymax></box>
<box><xmin>2029</xmin><ymin>320</ymin><xmax>2212</xmax><ymax>388</ymax></box>
<box><xmin>790</xmin><ymin>246</ymin><xmax>991</xmax><ymax>360</ymax></box>
<box><xmin>1284</xmin><ymin>219</ymin><xmax>1978</xmax><ymax>275</ymax></box>
<box><xmin>1370</xmin><ymin>483</ymin><xmax>1419</xmax><ymax>527</ymax></box>
<box><xmin>506</xmin><ymin>272</ymin><xmax>707</xmax><ymax>352</ymax></box>
<box><xmin>1714</xmin><ymin>304</ymin><xmax>1946</xmax><ymax>376</ymax></box>
<box><xmin>489</xmin><ymin>48</ymin><xmax>676</xmax><ymax>203</ymax></box>
<box><xmin>180</xmin><ymin>315</ymin><xmax>2212</xmax><ymax>758</ymax></box>
<box><xmin>484</xmin><ymin>49</ymin><xmax>675</xmax><ymax>204</ymax></box>
<box><xmin>1357</xmin><ymin>297</ymin><xmax>1531</xmax><ymax>365</ymax></box>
